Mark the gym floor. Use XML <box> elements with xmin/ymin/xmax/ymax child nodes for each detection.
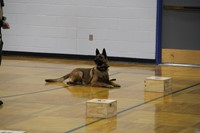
<box><xmin>0</xmin><ymin>56</ymin><xmax>200</xmax><ymax>133</ymax></box>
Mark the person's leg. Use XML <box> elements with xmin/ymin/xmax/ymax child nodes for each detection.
<box><xmin>0</xmin><ymin>42</ymin><xmax>2</xmax><ymax>65</ymax></box>
<box><xmin>0</xmin><ymin>36</ymin><xmax>3</xmax><ymax>66</ymax></box>
<box><xmin>0</xmin><ymin>100</ymin><xmax>3</xmax><ymax>105</ymax></box>
<box><xmin>0</xmin><ymin>34</ymin><xmax>3</xmax><ymax>104</ymax></box>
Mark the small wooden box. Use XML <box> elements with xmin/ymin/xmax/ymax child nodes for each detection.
<box><xmin>144</xmin><ymin>76</ymin><xmax>172</xmax><ymax>92</ymax></box>
<box><xmin>86</xmin><ymin>99</ymin><xmax>117</xmax><ymax>118</ymax></box>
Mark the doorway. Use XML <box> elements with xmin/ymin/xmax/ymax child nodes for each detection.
<box><xmin>161</xmin><ymin>0</ymin><xmax>200</xmax><ymax>65</ymax></box>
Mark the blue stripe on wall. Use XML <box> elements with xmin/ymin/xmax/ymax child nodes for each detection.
<box><xmin>155</xmin><ymin>0</ymin><xmax>163</xmax><ymax>64</ymax></box>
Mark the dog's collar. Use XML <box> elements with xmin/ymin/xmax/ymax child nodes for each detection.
<box><xmin>97</xmin><ymin>64</ymin><xmax>109</xmax><ymax>71</ymax></box>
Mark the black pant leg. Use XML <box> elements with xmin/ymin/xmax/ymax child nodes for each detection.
<box><xmin>0</xmin><ymin>100</ymin><xmax>3</xmax><ymax>105</ymax></box>
<box><xmin>0</xmin><ymin>34</ymin><xmax>3</xmax><ymax>66</ymax></box>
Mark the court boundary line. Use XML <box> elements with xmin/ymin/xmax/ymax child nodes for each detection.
<box><xmin>0</xmin><ymin>87</ymin><xmax>64</xmax><ymax>99</ymax></box>
<box><xmin>64</xmin><ymin>82</ymin><xmax>200</xmax><ymax>133</ymax></box>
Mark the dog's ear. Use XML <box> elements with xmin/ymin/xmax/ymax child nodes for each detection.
<box><xmin>96</xmin><ymin>48</ymin><xmax>100</xmax><ymax>55</ymax></box>
<box><xmin>102</xmin><ymin>48</ymin><xmax>107</xmax><ymax>59</ymax></box>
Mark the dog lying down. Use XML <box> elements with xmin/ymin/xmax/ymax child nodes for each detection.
<box><xmin>45</xmin><ymin>48</ymin><xmax>120</xmax><ymax>88</ymax></box>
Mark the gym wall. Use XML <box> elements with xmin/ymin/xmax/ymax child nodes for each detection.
<box><xmin>2</xmin><ymin>0</ymin><xmax>157</xmax><ymax>60</ymax></box>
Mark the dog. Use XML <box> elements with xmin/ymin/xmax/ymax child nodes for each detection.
<box><xmin>45</xmin><ymin>48</ymin><xmax>120</xmax><ymax>88</ymax></box>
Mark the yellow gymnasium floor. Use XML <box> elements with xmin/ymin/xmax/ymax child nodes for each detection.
<box><xmin>0</xmin><ymin>56</ymin><xmax>200</xmax><ymax>133</ymax></box>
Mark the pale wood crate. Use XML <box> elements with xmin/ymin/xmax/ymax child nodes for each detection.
<box><xmin>144</xmin><ymin>76</ymin><xmax>172</xmax><ymax>92</ymax></box>
<box><xmin>86</xmin><ymin>99</ymin><xmax>117</xmax><ymax>118</ymax></box>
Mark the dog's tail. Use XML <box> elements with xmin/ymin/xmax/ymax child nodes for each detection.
<box><xmin>45</xmin><ymin>74</ymin><xmax>70</xmax><ymax>82</ymax></box>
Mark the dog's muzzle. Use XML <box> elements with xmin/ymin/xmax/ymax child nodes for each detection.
<box><xmin>97</xmin><ymin>63</ymin><xmax>109</xmax><ymax>71</ymax></box>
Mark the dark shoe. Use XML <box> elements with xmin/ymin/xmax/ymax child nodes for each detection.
<box><xmin>0</xmin><ymin>100</ymin><xmax>3</xmax><ymax>105</ymax></box>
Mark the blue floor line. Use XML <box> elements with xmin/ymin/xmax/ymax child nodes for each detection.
<box><xmin>0</xmin><ymin>86</ymin><xmax>64</xmax><ymax>99</ymax></box>
<box><xmin>64</xmin><ymin>82</ymin><xmax>200</xmax><ymax>133</ymax></box>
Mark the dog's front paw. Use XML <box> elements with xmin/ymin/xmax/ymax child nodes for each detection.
<box><xmin>106</xmin><ymin>85</ymin><xmax>114</xmax><ymax>88</ymax></box>
<box><xmin>114</xmin><ymin>84</ymin><xmax>121</xmax><ymax>88</ymax></box>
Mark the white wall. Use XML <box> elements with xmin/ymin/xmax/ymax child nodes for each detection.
<box><xmin>2</xmin><ymin>0</ymin><xmax>157</xmax><ymax>59</ymax></box>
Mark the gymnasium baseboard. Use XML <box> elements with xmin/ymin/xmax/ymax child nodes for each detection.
<box><xmin>2</xmin><ymin>51</ymin><xmax>156</xmax><ymax>64</ymax></box>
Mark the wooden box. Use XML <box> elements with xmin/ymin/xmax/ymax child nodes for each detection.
<box><xmin>144</xmin><ymin>76</ymin><xmax>172</xmax><ymax>92</ymax></box>
<box><xmin>86</xmin><ymin>99</ymin><xmax>117</xmax><ymax>118</ymax></box>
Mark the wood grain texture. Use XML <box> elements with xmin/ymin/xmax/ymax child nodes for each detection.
<box><xmin>0</xmin><ymin>56</ymin><xmax>200</xmax><ymax>133</ymax></box>
<box><xmin>86</xmin><ymin>99</ymin><xmax>117</xmax><ymax>118</ymax></box>
<box><xmin>162</xmin><ymin>49</ymin><xmax>200</xmax><ymax>64</ymax></box>
<box><xmin>145</xmin><ymin>76</ymin><xmax>172</xmax><ymax>92</ymax></box>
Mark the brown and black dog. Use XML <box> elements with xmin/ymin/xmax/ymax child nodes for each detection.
<box><xmin>45</xmin><ymin>48</ymin><xmax>120</xmax><ymax>88</ymax></box>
